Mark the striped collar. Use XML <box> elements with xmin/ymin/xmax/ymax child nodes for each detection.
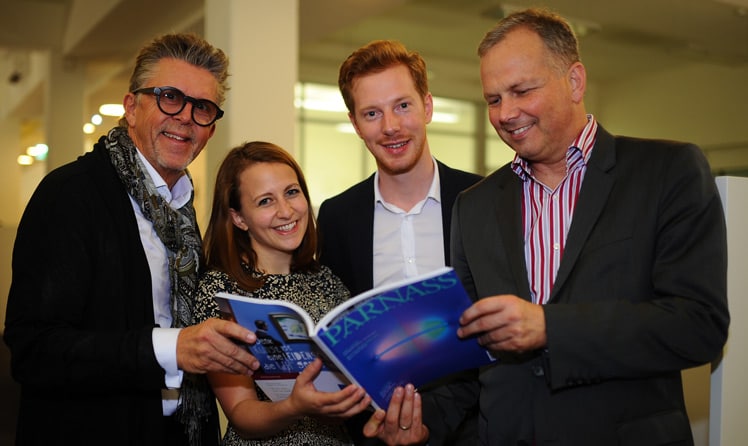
<box><xmin>511</xmin><ymin>114</ymin><xmax>598</xmax><ymax>181</ymax></box>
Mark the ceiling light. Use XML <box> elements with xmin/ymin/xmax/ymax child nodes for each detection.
<box><xmin>295</xmin><ymin>83</ymin><xmax>348</xmax><ymax>113</ymax></box>
<box><xmin>295</xmin><ymin>98</ymin><xmax>347</xmax><ymax>113</ymax></box>
<box><xmin>17</xmin><ymin>154</ymin><xmax>34</xmax><ymax>165</ymax></box>
<box><xmin>99</xmin><ymin>104</ymin><xmax>124</xmax><ymax>116</ymax></box>
<box><xmin>26</xmin><ymin>143</ymin><xmax>48</xmax><ymax>160</ymax></box>
<box><xmin>336</xmin><ymin>123</ymin><xmax>356</xmax><ymax>134</ymax></box>
<box><xmin>432</xmin><ymin>112</ymin><xmax>458</xmax><ymax>124</ymax></box>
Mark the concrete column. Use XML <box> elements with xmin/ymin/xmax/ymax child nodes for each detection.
<box><xmin>193</xmin><ymin>0</ymin><xmax>299</xmax><ymax>228</ymax></box>
<box><xmin>0</xmin><ymin>118</ymin><xmax>23</xmax><ymax>227</ymax></box>
<box><xmin>45</xmin><ymin>50</ymin><xmax>85</xmax><ymax>172</ymax></box>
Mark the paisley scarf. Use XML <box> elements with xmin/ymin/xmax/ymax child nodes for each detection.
<box><xmin>105</xmin><ymin>126</ymin><xmax>215</xmax><ymax>446</ymax></box>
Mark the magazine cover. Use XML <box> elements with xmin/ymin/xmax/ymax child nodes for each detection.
<box><xmin>215</xmin><ymin>267</ymin><xmax>495</xmax><ymax>410</ymax></box>
<box><xmin>313</xmin><ymin>267</ymin><xmax>495</xmax><ymax>410</ymax></box>
<box><xmin>215</xmin><ymin>297</ymin><xmax>348</xmax><ymax>401</ymax></box>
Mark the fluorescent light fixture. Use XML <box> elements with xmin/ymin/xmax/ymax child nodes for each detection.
<box><xmin>99</xmin><ymin>104</ymin><xmax>124</xmax><ymax>116</ymax></box>
<box><xmin>296</xmin><ymin>83</ymin><xmax>460</xmax><ymax>127</ymax></box>
<box><xmin>432</xmin><ymin>112</ymin><xmax>458</xmax><ymax>124</ymax></box>
<box><xmin>336</xmin><ymin>123</ymin><xmax>357</xmax><ymax>134</ymax></box>
<box><xmin>26</xmin><ymin>143</ymin><xmax>48</xmax><ymax>159</ymax></box>
<box><xmin>17</xmin><ymin>154</ymin><xmax>34</xmax><ymax>165</ymax></box>
<box><xmin>295</xmin><ymin>83</ymin><xmax>347</xmax><ymax>113</ymax></box>
<box><xmin>295</xmin><ymin>98</ymin><xmax>347</xmax><ymax>113</ymax></box>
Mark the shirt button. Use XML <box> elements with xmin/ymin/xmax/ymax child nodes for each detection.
<box><xmin>553</xmin><ymin>243</ymin><xmax>560</xmax><ymax>250</ymax></box>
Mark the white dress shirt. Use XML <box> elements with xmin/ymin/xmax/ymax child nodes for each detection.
<box><xmin>130</xmin><ymin>149</ymin><xmax>189</xmax><ymax>415</ymax></box>
<box><xmin>372</xmin><ymin>157</ymin><xmax>446</xmax><ymax>288</ymax></box>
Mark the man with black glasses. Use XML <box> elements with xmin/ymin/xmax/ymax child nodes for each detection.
<box><xmin>4</xmin><ymin>33</ymin><xmax>260</xmax><ymax>446</ymax></box>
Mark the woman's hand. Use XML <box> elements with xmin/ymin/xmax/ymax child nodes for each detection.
<box><xmin>363</xmin><ymin>384</ymin><xmax>429</xmax><ymax>446</ymax></box>
<box><xmin>288</xmin><ymin>358</ymin><xmax>371</xmax><ymax>419</ymax></box>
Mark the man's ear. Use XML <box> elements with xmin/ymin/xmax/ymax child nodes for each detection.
<box><xmin>123</xmin><ymin>93</ymin><xmax>138</xmax><ymax>127</ymax></box>
<box><xmin>423</xmin><ymin>92</ymin><xmax>434</xmax><ymax>124</ymax></box>
<box><xmin>568</xmin><ymin>62</ymin><xmax>587</xmax><ymax>103</ymax></box>
<box><xmin>348</xmin><ymin>113</ymin><xmax>364</xmax><ymax>139</ymax></box>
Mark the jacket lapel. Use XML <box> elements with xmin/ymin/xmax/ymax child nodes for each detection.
<box><xmin>437</xmin><ymin>162</ymin><xmax>452</xmax><ymax>264</ymax></box>
<box><xmin>359</xmin><ymin>176</ymin><xmax>376</xmax><ymax>290</ymax></box>
<box><xmin>496</xmin><ymin>170</ymin><xmax>533</xmax><ymax>301</ymax></box>
<box><xmin>549</xmin><ymin>127</ymin><xmax>616</xmax><ymax>302</ymax></box>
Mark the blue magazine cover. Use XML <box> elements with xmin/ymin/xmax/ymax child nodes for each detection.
<box><xmin>314</xmin><ymin>267</ymin><xmax>495</xmax><ymax>410</ymax></box>
<box><xmin>214</xmin><ymin>296</ymin><xmax>348</xmax><ymax>401</ymax></box>
<box><xmin>215</xmin><ymin>267</ymin><xmax>495</xmax><ymax>410</ymax></box>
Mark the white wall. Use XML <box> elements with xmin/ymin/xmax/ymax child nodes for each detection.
<box><xmin>597</xmin><ymin>62</ymin><xmax>748</xmax><ymax>173</ymax></box>
<box><xmin>596</xmin><ymin>62</ymin><xmax>748</xmax><ymax>446</ymax></box>
<box><xmin>710</xmin><ymin>176</ymin><xmax>748</xmax><ymax>445</ymax></box>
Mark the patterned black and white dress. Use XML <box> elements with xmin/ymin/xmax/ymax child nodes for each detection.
<box><xmin>194</xmin><ymin>264</ymin><xmax>354</xmax><ymax>446</ymax></box>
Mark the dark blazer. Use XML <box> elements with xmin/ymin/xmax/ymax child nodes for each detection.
<box><xmin>450</xmin><ymin>126</ymin><xmax>729</xmax><ymax>446</ymax></box>
<box><xmin>317</xmin><ymin>160</ymin><xmax>482</xmax><ymax>296</ymax></box>
<box><xmin>3</xmin><ymin>138</ymin><xmax>218</xmax><ymax>445</ymax></box>
<box><xmin>317</xmin><ymin>160</ymin><xmax>482</xmax><ymax>445</ymax></box>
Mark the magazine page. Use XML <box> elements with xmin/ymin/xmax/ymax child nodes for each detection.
<box><xmin>214</xmin><ymin>293</ymin><xmax>349</xmax><ymax>401</ymax></box>
<box><xmin>312</xmin><ymin>267</ymin><xmax>496</xmax><ymax>410</ymax></box>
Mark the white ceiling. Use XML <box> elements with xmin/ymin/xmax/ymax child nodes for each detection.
<box><xmin>1</xmin><ymin>0</ymin><xmax>747</xmax><ymax>120</ymax></box>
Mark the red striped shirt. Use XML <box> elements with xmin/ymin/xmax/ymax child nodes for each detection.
<box><xmin>511</xmin><ymin>116</ymin><xmax>598</xmax><ymax>305</ymax></box>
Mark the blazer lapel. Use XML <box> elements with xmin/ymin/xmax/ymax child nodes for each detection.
<box><xmin>550</xmin><ymin>127</ymin><xmax>616</xmax><ymax>302</ymax></box>
<box><xmin>496</xmin><ymin>170</ymin><xmax>533</xmax><ymax>301</ymax></box>
<box><xmin>437</xmin><ymin>162</ymin><xmax>453</xmax><ymax>264</ymax></box>
<box><xmin>358</xmin><ymin>176</ymin><xmax>376</xmax><ymax>291</ymax></box>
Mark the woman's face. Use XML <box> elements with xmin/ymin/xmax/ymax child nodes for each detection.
<box><xmin>229</xmin><ymin>162</ymin><xmax>309</xmax><ymax>273</ymax></box>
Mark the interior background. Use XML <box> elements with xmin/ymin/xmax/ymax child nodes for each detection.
<box><xmin>1</xmin><ymin>1</ymin><xmax>747</xmax><ymax>444</ymax></box>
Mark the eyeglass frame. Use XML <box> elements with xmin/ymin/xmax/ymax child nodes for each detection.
<box><xmin>132</xmin><ymin>86</ymin><xmax>225</xmax><ymax>126</ymax></box>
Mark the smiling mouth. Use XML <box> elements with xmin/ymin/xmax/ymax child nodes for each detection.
<box><xmin>383</xmin><ymin>140</ymin><xmax>408</xmax><ymax>151</ymax></box>
<box><xmin>275</xmin><ymin>221</ymin><xmax>297</xmax><ymax>232</ymax></box>
<box><xmin>163</xmin><ymin>131</ymin><xmax>188</xmax><ymax>141</ymax></box>
<box><xmin>507</xmin><ymin>124</ymin><xmax>532</xmax><ymax>136</ymax></box>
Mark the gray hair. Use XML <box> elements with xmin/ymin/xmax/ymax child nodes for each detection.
<box><xmin>118</xmin><ymin>33</ymin><xmax>229</xmax><ymax>127</ymax></box>
<box><xmin>478</xmin><ymin>8</ymin><xmax>580</xmax><ymax>74</ymax></box>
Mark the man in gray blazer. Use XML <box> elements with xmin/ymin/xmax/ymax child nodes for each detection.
<box><xmin>452</xmin><ymin>8</ymin><xmax>729</xmax><ymax>446</ymax></box>
<box><xmin>317</xmin><ymin>40</ymin><xmax>481</xmax><ymax>445</ymax></box>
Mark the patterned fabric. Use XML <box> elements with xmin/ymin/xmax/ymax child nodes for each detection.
<box><xmin>104</xmin><ymin>126</ymin><xmax>213</xmax><ymax>445</ymax></box>
<box><xmin>105</xmin><ymin>126</ymin><xmax>200</xmax><ymax>328</ymax></box>
<box><xmin>195</xmin><ymin>265</ymin><xmax>355</xmax><ymax>446</ymax></box>
<box><xmin>511</xmin><ymin>116</ymin><xmax>598</xmax><ymax>305</ymax></box>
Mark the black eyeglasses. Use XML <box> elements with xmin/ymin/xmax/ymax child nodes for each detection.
<box><xmin>132</xmin><ymin>86</ymin><xmax>224</xmax><ymax>126</ymax></box>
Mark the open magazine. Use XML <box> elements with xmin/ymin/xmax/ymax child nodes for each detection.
<box><xmin>214</xmin><ymin>266</ymin><xmax>495</xmax><ymax>410</ymax></box>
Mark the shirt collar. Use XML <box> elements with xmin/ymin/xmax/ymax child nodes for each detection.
<box><xmin>374</xmin><ymin>156</ymin><xmax>441</xmax><ymax>206</ymax></box>
<box><xmin>511</xmin><ymin>114</ymin><xmax>598</xmax><ymax>180</ymax></box>
<box><xmin>135</xmin><ymin>149</ymin><xmax>193</xmax><ymax>209</ymax></box>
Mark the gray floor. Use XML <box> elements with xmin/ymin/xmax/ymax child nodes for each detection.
<box><xmin>0</xmin><ymin>335</ymin><xmax>20</xmax><ymax>445</ymax></box>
